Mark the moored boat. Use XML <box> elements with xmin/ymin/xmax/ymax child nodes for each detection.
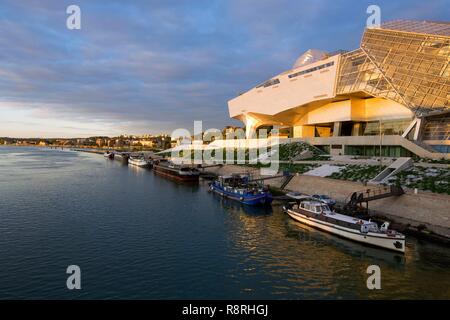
<box><xmin>104</xmin><ymin>151</ymin><xmax>114</xmax><ymax>159</ymax></box>
<box><xmin>153</xmin><ymin>160</ymin><xmax>200</xmax><ymax>182</ymax></box>
<box><xmin>283</xmin><ymin>199</ymin><xmax>405</xmax><ymax>253</ymax></box>
<box><xmin>114</xmin><ymin>152</ymin><xmax>129</xmax><ymax>164</ymax></box>
<box><xmin>128</xmin><ymin>155</ymin><xmax>152</xmax><ymax>168</ymax></box>
<box><xmin>209</xmin><ymin>174</ymin><xmax>273</xmax><ymax>205</ymax></box>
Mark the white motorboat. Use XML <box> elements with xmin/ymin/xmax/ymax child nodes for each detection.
<box><xmin>104</xmin><ymin>151</ymin><xmax>114</xmax><ymax>159</ymax></box>
<box><xmin>128</xmin><ymin>155</ymin><xmax>152</xmax><ymax>168</ymax></box>
<box><xmin>283</xmin><ymin>200</ymin><xmax>405</xmax><ymax>253</ymax></box>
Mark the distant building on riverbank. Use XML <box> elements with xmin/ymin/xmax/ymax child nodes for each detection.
<box><xmin>228</xmin><ymin>20</ymin><xmax>449</xmax><ymax>159</ymax></box>
<box><xmin>1</xmin><ymin>133</ymin><xmax>171</xmax><ymax>150</ymax></box>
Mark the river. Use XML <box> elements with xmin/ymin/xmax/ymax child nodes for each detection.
<box><xmin>0</xmin><ymin>147</ymin><xmax>448</xmax><ymax>299</ymax></box>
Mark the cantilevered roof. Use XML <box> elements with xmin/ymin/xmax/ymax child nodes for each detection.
<box><xmin>379</xmin><ymin>19</ymin><xmax>450</xmax><ymax>37</ymax></box>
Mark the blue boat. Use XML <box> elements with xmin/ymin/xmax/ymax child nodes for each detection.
<box><xmin>209</xmin><ymin>174</ymin><xmax>273</xmax><ymax>205</ymax></box>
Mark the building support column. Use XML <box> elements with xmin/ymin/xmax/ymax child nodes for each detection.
<box><xmin>244</xmin><ymin>114</ymin><xmax>260</xmax><ymax>139</ymax></box>
<box><xmin>402</xmin><ymin>117</ymin><xmax>423</xmax><ymax>141</ymax></box>
<box><xmin>413</xmin><ymin>118</ymin><xmax>423</xmax><ymax>141</ymax></box>
<box><xmin>333</xmin><ymin>122</ymin><xmax>342</xmax><ymax>137</ymax></box>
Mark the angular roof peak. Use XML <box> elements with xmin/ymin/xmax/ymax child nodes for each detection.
<box><xmin>378</xmin><ymin>19</ymin><xmax>450</xmax><ymax>37</ymax></box>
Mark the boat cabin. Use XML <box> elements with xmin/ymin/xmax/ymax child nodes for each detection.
<box><xmin>296</xmin><ymin>201</ymin><xmax>332</xmax><ymax>214</ymax></box>
<box><xmin>293</xmin><ymin>200</ymin><xmax>381</xmax><ymax>233</ymax></box>
<box><xmin>215</xmin><ymin>174</ymin><xmax>267</xmax><ymax>196</ymax></box>
<box><xmin>218</xmin><ymin>174</ymin><xmax>250</xmax><ymax>187</ymax></box>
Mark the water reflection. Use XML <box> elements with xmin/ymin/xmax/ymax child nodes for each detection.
<box><xmin>0</xmin><ymin>146</ymin><xmax>449</xmax><ymax>299</ymax></box>
<box><xmin>219</xmin><ymin>197</ymin><xmax>450</xmax><ymax>299</ymax></box>
<box><xmin>212</xmin><ymin>193</ymin><xmax>273</xmax><ymax>216</ymax></box>
<box><xmin>285</xmin><ymin>218</ymin><xmax>406</xmax><ymax>267</ymax></box>
<box><xmin>126</xmin><ymin>163</ymin><xmax>152</xmax><ymax>176</ymax></box>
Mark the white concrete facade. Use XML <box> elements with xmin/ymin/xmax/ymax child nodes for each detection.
<box><xmin>227</xmin><ymin>20</ymin><xmax>449</xmax><ymax>157</ymax></box>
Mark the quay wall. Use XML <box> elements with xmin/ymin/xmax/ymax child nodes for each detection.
<box><xmin>285</xmin><ymin>175</ymin><xmax>450</xmax><ymax>238</ymax></box>
<box><xmin>204</xmin><ymin>165</ymin><xmax>450</xmax><ymax>239</ymax></box>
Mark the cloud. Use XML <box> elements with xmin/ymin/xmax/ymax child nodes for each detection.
<box><xmin>0</xmin><ymin>0</ymin><xmax>448</xmax><ymax>137</ymax></box>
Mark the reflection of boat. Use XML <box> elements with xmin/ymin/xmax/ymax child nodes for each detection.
<box><xmin>153</xmin><ymin>160</ymin><xmax>200</xmax><ymax>182</ymax></box>
<box><xmin>128</xmin><ymin>155</ymin><xmax>152</xmax><ymax>168</ymax></box>
<box><xmin>212</xmin><ymin>192</ymin><xmax>273</xmax><ymax>216</ymax></box>
<box><xmin>209</xmin><ymin>174</ymin><xmax>272</xmax><ymax>205</ymax></box>
<box><xmin>283</xmin><ymin>200</ymin><xmax>405</xmax><ymax>253</ymax></box>
<box><xmin>103</xmin><ymin>151</ymin><xmax>114</xmax><ymax>159</ymax></box>
<box><xmin>285</xmin><ymin>216</ymin><xmax>406</xmax><ymax>265</ymax></box>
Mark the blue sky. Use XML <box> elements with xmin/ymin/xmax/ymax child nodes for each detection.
<box><xmin>0</xmin><ymin>0</ymin><xmax>449</xmax><ymax>138</ymax></box>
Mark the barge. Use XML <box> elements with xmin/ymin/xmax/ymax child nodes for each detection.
<box><xmin>209</xmin><ymin>174</ymin><xmax>273</xmax><ymax>205</ymax></box>
<box><xmin>153</xmin><ymin>160</ymin><xmax>200</xmax><ymax>182</ymax></box>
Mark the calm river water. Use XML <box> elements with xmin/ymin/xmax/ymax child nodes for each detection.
<box><xmin>0</xmin><ymin>147</ymin><xmax>449</xmax><ymax>299</ymax></box>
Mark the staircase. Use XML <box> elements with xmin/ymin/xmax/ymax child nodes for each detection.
<box><xmin>371</xmin><ymin>157</ymin><xmax>413</xmax><ymax>184</ymax></box>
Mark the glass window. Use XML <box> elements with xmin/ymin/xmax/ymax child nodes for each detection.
<box><xmin>288</xmin><ymin>61</ymin><xmax>334</xmax><ymax>78</ymax></box>
<box><xmin>423</xmin><ymin>115</ymin><xmax>450</xmax><ymax>141</ymax></box>
<box><xmin>363</xmin><ymin>119</ymin><xmax>411</xmax><ymax>136</ymax></box>
<box><xmin>431</xmin><ymin>145</ymin><xmax>450</xmax><ymax>153</ymax></box>
<box><xmin>256</xmin><ymin>78</ymin><xmax>280</xmax><ymax>88</ymax></box>
<box><xmin>344</xmin><ymin>145</ymin><xmax>413</xmax><ymax>157</ymax></box>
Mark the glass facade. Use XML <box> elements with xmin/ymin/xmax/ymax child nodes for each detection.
<box><xmin>380</xmin><ymin>20</ymin><xmax>450</xmax><ymax>38</ymax></box>
<box><xmin>344</xmin><ymin>145</ymin><xmax>413</xmax><ymax>157</ymax></box>
<box><xmin>337</xmin><ymin>49</ymin><xmax>401</xmax><ymax>102</ymax></box>
<box><xmin>431</xmin><ymin>145</ymin><xmax>450</xmax><ymax>153</ymax></box>
<box><xmin>314</xmin><ymin>124</ymin><xmax>333</xmax><ymax>137</ymax></box>
<box><xmin>422</xmin><ymin>114</ymin><xmax>450</xmax><ymax>140</ymax></box>
<box><xmin>337</xmin><ymin>20</ymin><xmax>450</xmax><ymax>115</ymax></box>
<box><xmin>362</xmin><ymin>119</ymin><xmax>411</xmax><ymax>136</ymax></box>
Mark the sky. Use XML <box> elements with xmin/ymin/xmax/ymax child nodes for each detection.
<box><xmin>0</xmin><ymin>0</ymin><xmax>449</xmax><ymax>138</ymax></box>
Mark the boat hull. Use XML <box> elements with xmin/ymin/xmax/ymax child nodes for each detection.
<box><xmin>153</xmin><ymin>165</ymin><xmax>199</xmax><ymax>182</ymax></box>
<box><xmin>286</xmin><ymin>209</ymin><xmax>405</xmax><ymax>253</ymax></box>
<box><xmin>210</xmin><ymin>184</ymin><xmax>272</xmax><ymax>205</ymax></box>
<box><xmin>128</xmin><ymin>159</ymin><xmax>152</xmax><ymax>168</ymax></box>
